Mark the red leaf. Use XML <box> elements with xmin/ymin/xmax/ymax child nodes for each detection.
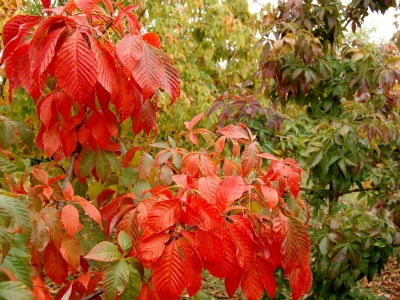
<box><xmin>147</xmin><ymin>199</ymin><xmax>181</xmax><ymax>232</ymax></box>
<box><xmin>2</xmin><ymin>18</ymin><xmax>41</xmax><ymax>64</ymax></box>
<box><xmin>225</xmin><ymin>270</ymin><xmax>244</xmax><ymax>298</ymax></box>
<box><xmin>33</xmin><ymin>277</ymin><xmax>52</xmax><ymax>300</ymax></box>
<box><xmin>184</xmin><ymin>113</ymin><xmax>203</xmax><ymax>131</ymax></box>
<box><xmin>191</xmin><ymin>196</ymin><xmax>224</xmax><ymax>231</ymax></box>
<box><xmin>54</xmin><ymin>91</ymin><xmax>73</xmax><ymax>122</ymax></box>
<box><xmin>287</xmin><ymin>265</ymin><xmax>313</xmax><ymax>300</ymax></box>
<box><xmin>216</xmin><ymin>176</ymin><xmax>245</xmax><ymax>212</ymax></box>
<box><xmin>228</xmin><ymin>222</ymin><xmax>256</xmax><ymax>271</ymax></box>
<box><xmin>242</xmin><ymin>143</ymin><xmax>260</xmax><ymax>176</ymax></box>
<box><xmin>103</xmin><ymin>110</ymin><xmax>119</xmax><ymax>138</ymax></box>
<box><xmin>172</xmin><ymin>175</ymin><xmax>195</xmax><ymax>190</ymax></box>
<box><xmin>62</xmin><ymin>204</ymin><xmax>81</xmax><ymax>238</ymax></box>
<box><xmin>131</xmin><ymin>43</ymin><xmax>164</xmax><ymax>100</ymax></box>
<box><xmin>157</xmin><ymin>49</ymin><xmax>180</xmax><ymax>103</ymax></box>
<box><xmin>44</xmin><ymin>241</ymin><xmax>68</xmax><ymax>285</ymax></box>
<box><xmin>61</xmin><ymin>129</ymin><xmax>77</xmax><ymax>157</ymax></box>
<box><xmin>142</xmin><ymin>32</ymin><xmax>161</xmax><ymax>49</ymax></box>
<box><xmin>152</xmin><ymin>239</ymin><xmax>185</xmax><ymax>299</ymax></box>
<box><xmin>75</xmin><ymin>0</ymin><xmax>94</xmax><ymax>20</ymax></box>
<box><xmin>41</xmin><ymin>207</ymin><xmax>63</xmax><ymax>248</ymax></box>
<box><xmin>195</xmin><ymin>229</ymin><xmax>223</xmax><ymax>264</ymax></box>
<box><xmin>40</xmin><ymin>0</ymin><xmax>51</xmax><ymax>8</ymax></box>
<box><xmin>18</xmin><ymin>53</ymin><xmax>46</xmax><ymax>100</ymax></box>
<box><xmin>73</xmin><ymin>196</ymin><xmax>102</xmax><ymax>228</ymax></box>
<box><xmin>262</xmin><ymin>186</ymin><xmax>279</xmax><ymax>209</ymax></box>
<box><xmin>43</xmin><ymin>123</ymin><xmax>61</xmax><ymax>157</ymax></box>
<box><xmin>38</xmin><ymin>93</ymin><xmax>56</xmax><ymax>127</ymax></box>
<box><xmin>137</xmin><ymin>283</ymin><xmax>158</xmax><ymax>300</ymax></box>
<box><xmin>55</xmin><ymin>30</ymin><xmax>98</xmax><ymax>103</ymax></box>
<box><xmin>2</xmin><ymin>15</ymin><xmax>41</xmax><ymax>48</ymax></box>
<box><xmin>113</xmin><ymin>76</ymin><xmax>140</xmax><ymax>122</ymax></box>
<box><xmin>132</xmin><ymin>98</ymin><xmax>158</xmax><ymax>135</ymax></box>
<box><xmin>137</xmin><ymin>232</ymin><xmax>170</xmax><ymax>263</ymax></box>
<box><xmin>116</xmin><ymin>34</ymin><xmax>143</xmax><ymax>71</ymax></box>
<box><xmin>138</xmin><ymin>151</ymin><xmax>154</xmax><ymax>180</ymax></box>
<box><xmin>282</xmin><ymin>215</ymin><xmax>310</xmax><ymax>272</ymax></box>
<box><xmin>180</xmin><ymin>238</ymin><xmax>202</xmax><ymax>296</ymax></box>
<box><xmin>31</xmin><ymin>27</ymin><xmax>65</xmax><ymax>82</ymax></box>
<box><xmin>205</xmin><ymin>228</ymin><xmax>240</xmax><ymax>278</ymax></box>
<box><xmin>241</xmin><ymin>262</ymin><xmax>264</xmax><ymax>300</ymax></box>
<box><xmin>215</xmin><ymin>136</ymin><xmax>226</xmax><ymax>155</ymax></box>
<box><xmin>32</xmin><ymin>166</ymin><xmax>49</xmax><ymax>184</ymax></box>
<box><xmin>123</xmin><ymin>146</ymin><xmax>142</xmax><ymax>168</ymax></box>
<box><xmin>198</xmin><ymin>176</ymin><xmax>220</xmax><ymax>206</ymax></box>
<box><xmin>257</xmin><ymin>258</ymin><xmax>277</xmax><ymax>299</ymax></box>
<box><xmin>218</xmin><ymin>124</ymin><xmax>249</xmax><ymax>140</ymax></box>
<box><xmin>60</xmin><ymin>236</ymin><xmax>81</xmax><ymax>273</ymax></box>
<box><xmin>86</xmin><ymin>112</ymin><xmax>110</xmax><ymax>148</ymax></box>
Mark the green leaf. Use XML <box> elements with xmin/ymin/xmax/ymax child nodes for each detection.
<box><xmin>309</xmin><ymin>151</ymin><xmax>323</xmax><ymax>168</ymax></box>
<box><xmin>15</xmin><ymin>122</ymin><xmax>34</xmax><ymax>148</ymax></box>
<box><xmin>328</xmin><ymin>246</ymin><xmax>348</xmax><ymax>279</ymax></box>
<box><xmin>96</xmin><ymin>151</ymin><xmax>111</xmax><ymax>182</ymax></box>
<box><xmin>0</xmin><ymin>121</ymin><xmax>15</xmax><ymax>149</ymax></box>
<box><xmin>103</xmin><ymin>151</ymin><xmax>122</xmax><ymax>173</ymax></box>
<box><xmin>319</xmin><ymin>236</ymin><xmax>329</xmax><ymax>256</ymax></box>
<box><xmin>0</xmin><ymin>157</ymin><xmax>22</xmax><ymax>174</ymax></box>
<box><xmin>2</xmin><ymin>256</ymin><xmax>32</xmax><ymax>289</ymax></box>
<box><xmin>0</xmin><ymin>206</ymin><xmax>11</xmax><ymax>227</ymax></box>
<box><xmin>0</xmin><ymin>227</ymin><xmax>13</xmax><ymax>263</ymax></box>
<box><xmin>119</xmin><ymin>264</ymin><xmax>142</xmax><ymax>300</ymax></box>
<box><xmin>78</xmin><ymin>150</ymin><xmax>97</xmax><ymax>178</ymax></box>
<box><xmin>103</xmin><ymin>259</ymin><xmax>129</xmax><ymax>300</ymax></box>
<box><xmin>0</xmin><ymin>281</ymin><xmax>35</xmax><ymax>300</ymax></box>
<box><xmin>119</xmin><ymin>167</ymin><xmax>138</xmax><ymax>188</ymax></box>
<box><xmin>118</xmin><ymin>231</ymin><xmax>132</xmax><ymax>255</ymax></box>
<box><xmin>0</xmin><ymin>194</ymin><xmax>31</xmax><ymax>238</ymax></box>
<box><xmin>85</xmin><ymin>241</ymin><xmax>122</xmax><ymax>262</ymax></box>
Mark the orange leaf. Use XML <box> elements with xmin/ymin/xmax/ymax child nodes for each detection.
<box><xmin>61</xmin><ymin>204</ymin><xmax>80</xmax><ymax>238</ymax></box>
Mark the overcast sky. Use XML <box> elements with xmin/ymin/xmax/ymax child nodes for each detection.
<box><xmin>247</xmin><ymin>0</ymin><xmax>399</xmax><ymax>43</ymax></box>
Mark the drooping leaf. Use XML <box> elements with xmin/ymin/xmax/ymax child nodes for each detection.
<box><xmin>119</xmin><ymin>265</ymin><xmax>142</xmax><ymax>300</ymax></box>
<box><xmin>2</xmin><ymin>255</ymin><xmax>32</xmax><ymax>289</ymax></box>
<box><xmin>85</xmin><ymin>241</ymin><xmax>122</xmax><ymax>262</ymax></box>
<box><xmin>287</xmin><ymin>265</ymin><xmax>313</xmax><ymax>300</ymax></box>
<box><xmin>0</xmin><ymin>281</ymin><xmax>35</xmax><ymax>300</ymax></box>
<box><xmin>138</xmin><ymin>151</ymin><xmax>154</xmax><ymax>180</ymax></box>
<box><xmin>0</xmin><ymin>194</ymin><xmax>32</xmax><ymax>237</ymax></box>
<box><xmin>116</xmin><ymin>34</ymin><xmax>144</xmax><ymax>71</ymax></box>
<box><xmin>242</xmin><ymin>143</ymin><xmax>260</xmax><ymax>176</ymax></box>
<box><xmin>131</xmin><ymin>43</ymin><xmax>164</xmax><ymax>100</ymax></box>
<box><xmin>44</xmin><ymin>241</ymin><xmax>68</xmax><ymax>285</ymax></box>
<box><xmin>55</xmin><ymin>30</ymin><xmax>98</xmax><ymax>103</ymax></box>
<box><xmin>0</xmin><ymin>228</ymin><xmax>13</xmax><ymax>263</ymax></box>
<box><xmin>0</xmin><ymin>121</ymin><xmax>15</xmax><ymax>149</ymax></box>
<box><xmin>180</xmin><ymin>237</ymin><xmax>202</xmax><ymax>296</ymax></box>
<box><xmin>103</xmin><ymin>259</ymin><xmax>130</xmax><ymax>300</ymax></box>
<box><xmin>262</xmin><ymin>186</ymin><xmax>279</xmax><ymax>209</ymax></box>
<box><xmin>60</xmin><ymin>236</ymin><xmax>81</xmax><ymax>273</ymax></box>
<box><xmin>72</xmin><ymin>196</ymin><xmax>102</xmax><ymax>228</ymax></box>
<box><xmin>241</xmin><ymin>262</ymin><xmax>264</xmax><ymax>300</ymax></box>
<box><xmin>61</xmin><ymin>204</ymin><xmax>80</xmax><ymax>238</ymax></box>
<box><xmin>228</xmin><ymin>222</ymin><xmax>255</xmax><ymax>271</ymax></box>
<box><xmin>225</xmin><ymin>270</ymin><xmax>244</xmax><ymax>298</ymax></box>
<box><xmin>152</xmin><ymin>239</ymin><xmax>185</xmax><ymax>299</ymax></box>
<box><xmin>191</xmin><ymin>196</ymin><xmax>224</xmax><ymax>231</ymax></box>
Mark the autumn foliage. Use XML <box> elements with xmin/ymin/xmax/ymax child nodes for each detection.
<box><xmin>0</xmin><ymin>0</ymin><xmax>312</xmax><ymax>299</ymax></box>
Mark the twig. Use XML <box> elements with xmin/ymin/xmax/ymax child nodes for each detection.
<box><xmin>62</xmin><ymin>151</ymin><xmax>79</xmax><ymax>192</ymax></box>
<box><xmin>82</xmin><ymin>289</ymin><xmax>103</xmax><ymax>300</ymax></box>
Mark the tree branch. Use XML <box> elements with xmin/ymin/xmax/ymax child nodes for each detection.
<box><xmin>300</xmin><ymin>186</ymin><xmax>381</xmax><ymax>195</ymax></box>
<box><xmin>82</xmin><ymin>289</ymin><xmax>103</xmax><ymax>300</ymax></box>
